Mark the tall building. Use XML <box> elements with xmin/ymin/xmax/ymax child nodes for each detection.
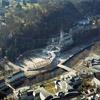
<box><xmin>0</xmin><ymin>0</ymin><xmax>3</xmax><ymax>7</ymax></box>
<box><xmin>0</xmin><ymin>0</ymin><xmax>9</xmax><ymax>16</ymax></box>
<box><xmin>8</xmin><ymin>0</ymin><xmax>37</xmax><ymax>5</ymax></box>
<box><xmin>0</xmin><ymin>0</ymin><xmax>9</xmax><ymax>7</ymax></box>
<box><xmin>16</xmin><ymin>0</ymin><xmax>37</xmax><ymax>3</ymax></box>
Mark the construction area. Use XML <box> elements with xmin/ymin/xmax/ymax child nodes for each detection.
<box><xmin>64</xmin><ymin>42</ymin><xmax>100</xmax><ymax>73</ymax></box>
<box><xmin>0</xmin><ymin>39</ymin><xmax>100</xmax><ymax>100</ymax></box>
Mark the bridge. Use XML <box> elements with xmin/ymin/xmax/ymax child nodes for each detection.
<box><xmin>57</xmin><ymin>59</ymin><xmax>76</xmax><ymax>73</ymax></box>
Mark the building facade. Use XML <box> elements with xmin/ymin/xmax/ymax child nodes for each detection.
<box><xmin>51</xmin><ymin>31</ymin><xmax>74</xmax><ymax>50</ymax></box>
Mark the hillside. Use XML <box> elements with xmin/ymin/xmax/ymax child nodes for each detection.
<box><xmin>0</xmin><ymin>0</ymin><xmax>100</xmax><ymax>61</ymax></box>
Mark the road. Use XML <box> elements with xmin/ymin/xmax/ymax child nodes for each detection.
<box><xmin>59</xmin><ymin>36</ymin><xmax>100</xmax><ymax>62</ymax></box>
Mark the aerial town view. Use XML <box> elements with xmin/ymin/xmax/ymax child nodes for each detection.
<box><xmin>0</xmin><ymin>0</ymin><xmax>100</xmax><ymax>100</ymax></box>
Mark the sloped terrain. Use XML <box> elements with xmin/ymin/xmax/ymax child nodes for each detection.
<box><xmin>66</xmin><ymin>41</ymin><xmax>100</xmax><ymax>71</ymax></box>
<box><xmin>1</xmin><ymin>0</ymin><xmax>100</xmax><ymax>61</ymax></box>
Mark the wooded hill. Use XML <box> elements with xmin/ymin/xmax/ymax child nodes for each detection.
<box><xmin>0</xmin><ymin>0</ymin><xmax>100</xmax><ymax>61</ymax></box>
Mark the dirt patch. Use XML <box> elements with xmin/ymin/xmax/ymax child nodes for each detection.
<box><xmin>65</xmin><ymin>41</ymin><xmax>100</xmax><ymax>71</ymax></box>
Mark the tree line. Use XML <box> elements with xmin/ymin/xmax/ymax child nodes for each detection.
<box><xmin>1</xmin><ymin>0</ymin><xmax>100</xmax><ymax>61</ymax></box>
